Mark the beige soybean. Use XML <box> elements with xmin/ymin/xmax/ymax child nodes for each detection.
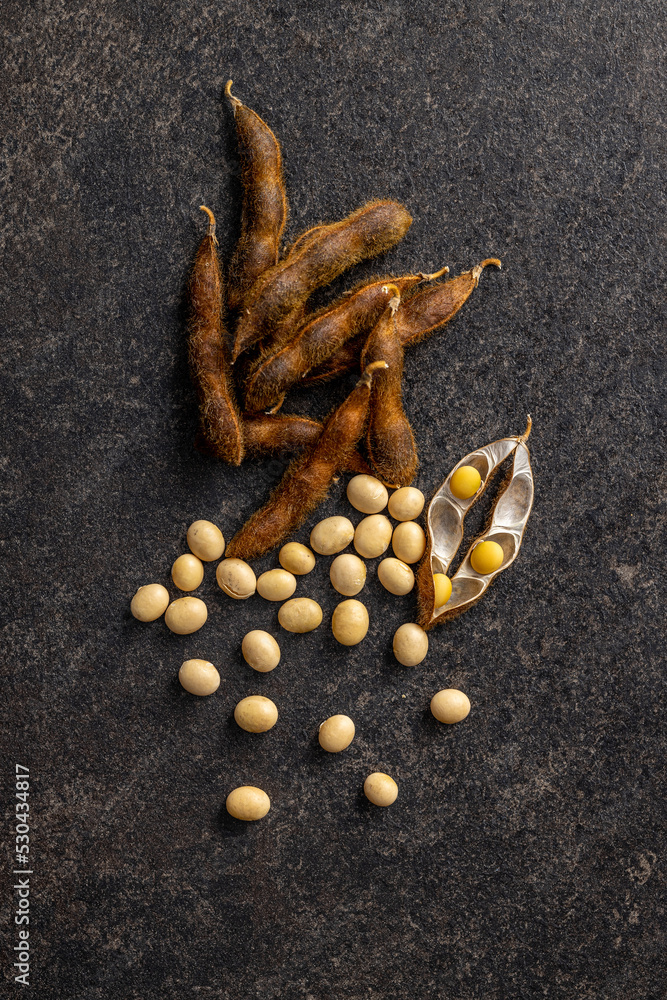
<box><xmin>165</xmin><ymin>597</ymin><xmax>208</xmax><ymax>634</ymax></box>
<box><xmin>216</xmin><ymin>558</ymin><xmax>256</xmax><ymax>599</ymax></box>
<box><xmin>377</xmin><ymin>557</ymin><xmax>414</xmax><ymax>595</ymax></box>
<box><xmin>257</xmin><ymin>568</ymin><xmax>297</xmax><ymax>602</ymax></box>
<box><xmin>187</xmin><ymin>519</ymin><xmax>225</xmax><ymax>561</ymax></box>
<box><xmin>430</xmin><ymin>688</ymin><xmax>471</xmax><ymax>724</ymax></box>
<box><xmin>388</xmin><ymin>486</ymin><xmax>425</xmax><ymax>521</ymax></box>
<box><xmin>330</xmin><ymin>553</ymin><xmax>367</xmax><ymax>596</ymax></box>
<box><xmin>391</xmin><ymin>520</ymin><xmax>426</xmax><ymax>564</ymax></box>
<box><xmin>318</xmin><ymin>714</ymin><xmax>355</xmax><ymax>753</ymax></box>
<box><xmin>310</xmin><ymin>515</ymin><xmax>355</xmax><ymax>555</ymax></box>
<box><xmin>332</xmin><ymin>599</ymin><xmax>369</xmax><ymax>646</ymax></box>
<box><xmin>346</xmin><ymin>474</ymin><xmax>388</xmax><ymax>514</ymax></box>
<box><xmin>393</xmin><ymin>622</ymin><xmax>429</xmax><ymax>665</ymax></box>
<box><xmin>278</xmin><ymin>597</ymin><xmax>323</xmax><ymax>633</ymax></box>
<box><xmin>178</xmin><ymin>658</ymin><xmax>220</xmax><ymax>696</ymax></box>
<box><xmin>364</xmin><ymin>772</ymin><xmax>398</xmax><ymax>807</ymax></box>
<box><xmin>279</xmin><ymin>542</ymin><xmax>316</xmax><ymax>575</ymax></box>
<box><xmin>242</xmin><ymin>630</ymin><xmax>281</xmax><ymax>672</ymax></box>
<box><xmin>234</xmin><ymin>695</ymin><xmax>278</xmax><ymax>733</ymax></box>
<box><xmin>130</xmin><ymin>583</ymin><xmax>170</xmax><ymax>622</ymax></box>
<box><xmin>226</xmin><ymin>785</ymin><xmax>271</xmax><ymax>821</ymax></box>
<box><xmin>171</xmin><ymin>553</ymin><xmax>204</xmax><ymax>591</ymax></box>
<box><xmin>353</xmin><ymin>514</ymin><xmax>393</xmax><ymax>559</ymax></box>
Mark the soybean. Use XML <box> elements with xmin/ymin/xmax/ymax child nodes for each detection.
<box><xmin>393</xmin><ymin>622</ymin><xmax>429</xmax><ymax>666</ymax></box>
<box><xmin>331</xmin><ymin>599</ymin><xmax>369</xmax><ymax>646</ymax></box>
<box><xmin>257</xmin><ymin>568</ymin><xmax>297</xmax><ymax>602</ymax></box>
<box><xmin>354</xmin><ymin>514</ymin><xmax>392</xmax><ymax>559</ymax></box>
<box><xmin>450</xmin><ymin>465</ymin><xmax>482</xmax><ymax>500</ymax></box>
<box><xmin>171</xmin><ymin>553</ymin><xmax>204</xmax><ymax>591</ymax></box>
<box><xmin>165</xmin><ymin>597</ymin><xmax>208</xmax><ymax>635</ymax></box>
<box><xmin>433</xmin><ymin>573</ymin><xmax>452</xmax><ymax>607</ymax></box>
<box><xmin>234</xmin><ymin>695</ymin><xmax>278</xmax><ymax>733</ymax></box>
<box><xmin>216</xmin><ymin>558</ymin><xmax>256</xmax><ymax>599</ymax></box>
<box><xmin>330</xmin><ymin>553</ymin><xmax>367</xmax><ymax>596</ymax></box>
<box><xmin>318</xmin><ymin>715</ymin><xmax>355</xmax><ymax>753</ymax></box>
<box><xmin>178</xmin><ymin>659</ymin><xmax>220</xmax><ymax>696</ymax></box>
<box><xmin>377</xmin><ymin>557</ymin><xmax>414</xmax><ymax>595</ymax></box>
<box><xmin>311</xmin><ymin>515</ymin><xmax>355</xmax><ymax>555</ymax></box>
<box><xmin>279</xmin><ymin>542</ymin><xmax>315</xmax><ymax>575</ymax></box>
<box><xmin>430</xmin><ymin>689</ymin><xmax>471</xmax><ymax>724</ymax></box>
<box><xmin>226</xmin><ymin>785</ymin><xmax>271</xmax><ymax>821</ymax></box>
<box><xmin>130</xmin><ymin>584</ymin><xmax>170</xmax><ymax>622</ymax></box>
<box><xmin>392</xmin><ymin>521</ymin><xmax>426</xmax><ymax>564</ymax></box>
<box><xmin>278</xmin><ymin>597</ymin><xmax>323</xmax><ymax>633</ymax></box>
<box><xmin>388</xmin><ymin>486</ymin><xmax>424</xmax><ymax>521</ymax></box>
<box><xmin>346</xmin><ymin>474</ymin><xmax>388</xmax><ymax>514</ymax></box>
<box><xmin>364</xmin><ymin>772</ymin><xmax>398</xmax><ymax>807</ymax></box>
<box><xmin>187</xmin><ymin>519</ymin><xmax>225</xmax><ymax>561</ymax></box>
<box><xmin>242</xmin><ymin>630</ymin><xmax>281</xmax><ymax>672</ymax></box>
<box><xmin>470</xmin><ymin>540</ymin><xmax>504</xmax><ymax>575</ymax></box>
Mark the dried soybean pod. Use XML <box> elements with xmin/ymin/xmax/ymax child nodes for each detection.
<box><xmin>303</xmin><ymin>259</ymin><xmax>498</xmax><ymax>383</ymax></box>
<box><xmin>188</xmin><ymin>207</ymin><xmax>244</xmax><ymax>465</ymax></box>
<box><xmin>225</xmin><ymin>361</ymin><xmax>387</xmax><ymax>561</ymax></box>
<box><xmin>396</xmin><ymin>258</ymin><xmax>502</xmax><ymax>347</ymax></box>
<box><xmin>243</xmin><ymin>273</ymin><xmax>442</xmax><ymax>412</ymax></box>
<box><xmin>416</xmin><ymin>417</ymin><xmax>534</xmax><ymax>629</ymax></box>
<box><xmin>360</xmin><ymin>294</ymin><xmax>418</xmax><ymax>487</ymax></box>
<box><xmin>232</xmin><ymin>200</ymin><xmax>413</xmax><ymax>359</ymax></box>
<box><xmin>240</xmin><ymin>413</ymin><xmax>370</xmax><ymax>473</ymax></box>
<box><xmin>225</xmin><ymin>81</ymin><xmax>287</xmax><ymax>312</ymax></box>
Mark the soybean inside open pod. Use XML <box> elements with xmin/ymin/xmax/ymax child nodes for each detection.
<box><xmin>416</xmin><ymin>418</ymin><xmax>534</xmax><ymax>628</ymax></box>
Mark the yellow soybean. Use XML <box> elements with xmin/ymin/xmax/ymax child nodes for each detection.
<box><xmin>318</xmin><ymin>714</ymin><xmax>355</xmax><ymax>752</ymax></box>
<box><xmin>171</xmin><ymin>553</ymin><xmax>204</xmax><ymax>591</ymax></box>
<box><xmin>330</xmin><ymin>553</ymin><xmax>367</xmax><ymax>596</ymax></box>
<box><xmin>430</xmin><ymin>688</ymin><xmax>471</xmax><ymax>724</ymax></box>
<box><xmin>450</xmin><ymin>465</ymin><xmax>482</xmax><ymax>500</ymax></box>
<box><xmin>187</xmin><ymin>519</ymin><xmax>225</xmax><ymax>561</ymax></box>
<box><xmin>388</xmin><ymin>486</ymin><xmax>425</xmax><ymax>521</ymax></box>
<box><xmin>331</xmin><ymin>599</ymin><xmax>369</xmax><ymax>645</ymax></box>
<box><xmin>364</xmin><ymin>772</ymin><xmax>398</xmax><ymax>806</ymax></box>
<box><xmin>241</xmin><ymin>630</ymin><xmax>281</xmax><ymax>672</ymax></box>
<box><xmin>278</xmin><ymin>598</ymin><xmax>323</xmax><ymax>633</ymax></box>
<box><xmin>391</xmin><ymin>521</ymin><xmax>426</xmax><ymax>564</ymax></box>
<box><xmin>377</xmin><ymin>558</ymin><xmax>414</xmax><ymax>595</ymax></box>
<box><xmin>346</xmin><ymin>474</ymin><xmax>388</xmax><ymax>514</ymax></box>
<box><xmin>257</xmin><ymin>568</ymin><xmax>297</xmax><ymax>602</ymax></box>
<box><xmin>393</xmin><ymin>622</ymin><xmax>429</xmax><ymax>666</ymax></box>
<box><xmin>164</xmin><ymin>597</ymin><xmax>208</xmax><ymax>634</ymax></box>
<box><xmin>226</xmin><ymin>786</ymin><xmax>270</xmax><ymax>821</ymax></box>
<box><xmin>353</xmin><ymin>514</ymin><xmax>393</xmax><ymax>559</ymax></box>
<box><xmin>178</xmin><ymin>659</ymin><xmax>220</xmax><ymax>696</ymax></box>
<box><xmin>433</xmin><ymin>573</ymin><xmax>452</xmax><ymax>607</ymax></box>
<box><xmin>216</xmin><ymin>558</ymin><xmax>256</xmax><ymax>599</ymax></box>
<box><xmin>130</xmin><ymin>583</ymin><xmax>170</xmax><ymax>622</ymax></box>
<box><xmin>310</xmin><ymin>516</ymin><xmax>355</xmax><ymax>555</ymax></box>
<box><xmin>470</xmin><ymin>540</ymin><xmax>504</xmax><ymax>575</ymax></box>
<box><xmin>279</xmin><ymin>542</ymin><xmax>316</xmax><ymax>575</ymax></box>
<box><xmin>234</xmin><ymin>695</ymin><xmax>278</xmax><ymax>733</ymax></box>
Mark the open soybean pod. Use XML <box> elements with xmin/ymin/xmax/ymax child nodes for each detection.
<box><xmin>225</xmin><ymin>81</ymin><xmax>288</xmax><ymax>313</ymax></box>
<box><xmin>188</xmin><ymin>207</ymin><xmax>244</xmax><ymax>465</ymax></box>
<box><xmin>360</xmin><ymin>293</ymin><xmax>418</xmax><ymax>487</ymax></box>
<box><xmin>243</xmin><ymin>273</ymin><xmax>438</xmax><ymax>413</ymax></box>
<box><xmin>416</xmin><ymin>418</ymin><xmax>534</xmax><ymax>629</ymax></box>
<box><xmin>303</xmin><ymin>258</ymin><xmax>500</xmax><ymax>384</ymax></box>
<box><xmin>225</xmin><ymin>362</ymin><xmax>387</xmax><ymax>561</ymax></box>
<box><xmin>232</xmin><ymin>199</ymin><xmax>413</xmax><ymax>360</ymax></box>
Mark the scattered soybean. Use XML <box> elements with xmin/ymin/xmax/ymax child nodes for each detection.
<box><xmin>226</xmin><ymin>785</ymin><xmax>271</xmax><ymax>821</ymax></box>
<box><xmin>279</xmin><ymin>542</ymin><xmax>316</xmax><ymax>575</ymax></box>
<box><xmin>130</xmin><ymin>584</ymin><xmax>170</xmax><ymax>622</ymax></box>
<box><xmin>392</xmin><ymin>521</ymin><xmax>426</xmax><ymax>564</ymax></box>
<box><xmin>364</xmin><ymin>772</ymin><xmax>398</xmax><ymax>806</ymax></box>
<box><xmin>353</xmin><ymin>514</ymin><xmax>393</xmax><ymax>559</ymax></box>
<box><xmin>346</xmin><ymin>473</ymin><xmax>388</xmax><ymax>514</ymax></box>
<box><xmin>430</xmin><ymin>689</ymin><xmax>471</xmax><ymax>724</ymax></box>
<box><xmin>278</xmin><ymin>597</ymin><xmax>323</xmax><ymax>633</ymax></box>
<box><xmin>171</xmin><ymin>553</ymin><xmax>204</xmax><ymax>591</ymax></box>
<box><xmin>331</xmin><ymin>599</ymin><xmax>369</xmax><ymax>645</ymax></box>
<box><xmin>187</xmin><ymin>520</ymin><xmax>225</xmax><ymax>561</ymax></box>
<box><xmin>256</xmin><ymin>568</ymin><xmax>297</xmax><ymax>601</ymax></box>
<box><xmin>242</xmin><ymin>630</ymin><xmax>281</xmax><ymax>672</ymax></box>
<box><xmin>178</xmin><ymin>659</ymin><xmax>221</xmax><ymax>696</ymax></box>
<box><xmin>164</xmin><ymin>597</ymin><xmax>208</xmax><ymax>634</ymax></box>
<box><xmin>310</xmin><ymin>515</ymin><xmax>355</xmax><ymax>555</ymax></box>
<box><xmin>234</xmin><ymin>695</ymin><xmax>278</xmax><ymax>733</ymax></box>
<box><xmin>377</xmin><ymin>557</ymin><xmax>414</xmax><ymax>595</ymax></box>
<box><xmin>216</xmin><ymin>558</ymin><xmax>257</xmax><ymax>599</ymax></box>
<box><xmin>388</xmin><ymin>486</ymin><xmax>424</xmax><ymax>521</ymax></box>
<box><xmin>318</xmin><ymin>715</ymin><xmax>355</xmax><ymax>753</ymax></box>
<box><xmin>393</xmin><ymin>622</ymin><xmax>429</xmax><ymax>666</ymax></box>
<box><xmin>330</xmin><ymin>553</ymin><xmax>367</xmax><ymax>596</ymax></box>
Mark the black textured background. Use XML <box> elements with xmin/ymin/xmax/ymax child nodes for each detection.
<box><xmin>2</xmin><ymin>2</ymin><xmax>665</xmax><ymax>998</ymax></box>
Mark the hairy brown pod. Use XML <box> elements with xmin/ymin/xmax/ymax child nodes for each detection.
<box><xmin>360</xmin><ymin>295</ymin><xmax>418</xmax><ymax>487</ymax></box>
<box><xmin>188</xmin><ymin>207</ymin><xmax>244</xmax><ymax>465</ymax></box>
<box><xmin>243</xmin><ymin>269</ymin><xmax>447</xmax><ymax>413</ymax></box>
<box><xmin>241</xmin><ymin>413</ymin><xmax>369</xmax><ymax>472</ymax></box>
<box><xmin>225</xmin><ymin>81</ymin><xmax>288</xmax><ymax>313</ymax></box>
<box><xmin>232</xmin><ymin>200</ymin><xmax>413</xmax><ymax>359</ymax></box>
<box><xmin>304</xmin><ymin>258</ymin><xmax>501</xmax><ymax>384</ymax></box>
<box><xmin>225</xmin><ymin>362</ymin><xmax>387</xmax><ymax>561</ymax></box>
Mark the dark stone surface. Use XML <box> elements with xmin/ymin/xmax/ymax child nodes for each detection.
<box><xmin>2</xmin><ymin>2</ymin><xmax>665</xmax><ymax>997</ymax></box>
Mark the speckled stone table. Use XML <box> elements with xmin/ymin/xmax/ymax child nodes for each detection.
<box><xmin>2</xmin><ymin>2</ymin><xmax>665</xmax><ymax>997</ymax></box>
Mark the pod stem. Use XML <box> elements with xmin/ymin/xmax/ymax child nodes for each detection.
<box><xmin>224</xmin><ymin>79</ymin><xmax>241</xmax><ymax>112</ymax></box>
<box><xmin>470</xmin><ymin>257</ymin><xmax>502</xmax><ymax>285</ymax></box>
<box><xmin>199</xmin><ymin>205</ymin><xmax>218</xmax><ymax>243</ymax></box>
<box><xmin>518</xmin><ymin>414</ymin><xmax>532</xmax><ymax>443</ymax></box>
<box><xmin>418</xmin><ymin>265</ymin><xmax>450</xmax><ymax>281</ymax></box>
<box><xmin>357</xmin><ymin>359</ymin><xmax>389</xmax><ymax>388</ymax></box>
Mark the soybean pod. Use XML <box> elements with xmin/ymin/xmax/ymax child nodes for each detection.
<box><xmin>188</xmin><ymin>207</ymin><xmax>244</xmax><ymax>465</ymax></box>
<box><xmin>241</xmin><ymin>412</ymin><xmax>370</xmax><ymax>473</ymax></box>
<box><xmin>225</xmin><ymin>81</ymin><xmax>288</xmax><ymax>313</ymax></box>
<box><xmin>225</xmin><ymin>362</ymin><xmax>387</xmax><ymax>561</ymax></box>
<box><xmin>232</xmin><ymin>200</ymin><xmax>413</xmax><ymax>359</ymax></box>
<box><xmin>303</xmin><ymin>258</ymin><xmax>500</xmax><ymax>383</ymax></box>
<box><xmin>360</xmin><ymin>294</ymin><xmax>418</xmax><ymax>487</ymax></box>
<box><xmin>243</xmin><ymin>269</ymin><xmax>447</xmax><ymax>413</ymax></box>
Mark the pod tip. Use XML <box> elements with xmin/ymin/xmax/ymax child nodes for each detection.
<box><xmin>518</xmin><ymin>414</ymin><xmax>532</xmax><ymax>442</ymax></box>
<box><xmin>225</xmin><ymin>79</ymin><xmax>241</xmax><ymax>109</ymax></box>
<box><xmin>419</xmin><ymin>265</ymin><xmax>450</xmax><ymax>281</ymax></box>
<box><xmin>358</xmin><ymin>359</ymin><xmax>389</xmax><ymax>387</ymax></box>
